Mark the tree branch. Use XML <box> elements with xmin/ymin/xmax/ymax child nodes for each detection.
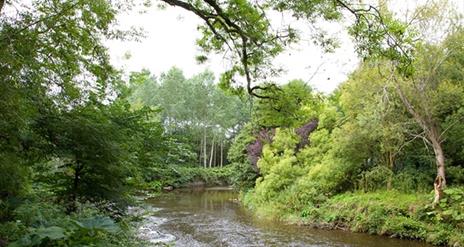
<box><xmin>0</xmin><ymin>0</ymin><xmax>5</xmax><ymax>16</ymax></box>
<box><xmin>160</xmin><ymin>0</ymin><xmax>275</xmax><ymax>99</ymax></box>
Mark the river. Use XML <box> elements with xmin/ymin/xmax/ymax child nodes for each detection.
<box><xmin>136</xmin><ymin>187</ymin><xmax>430</xmax><ymax>247</ymax></box>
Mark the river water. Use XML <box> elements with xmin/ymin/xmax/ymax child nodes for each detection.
<box><xmin>137</xmin><ymin>188</ymin><xmax>430</xmax><ymax>247</ymax></box>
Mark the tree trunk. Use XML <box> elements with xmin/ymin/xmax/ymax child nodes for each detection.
<box><xmin>209</xmin><ymin>137</ymin><xmax>215</xmax><ymax>168</ymax></box>
<box><xmin>396</xmin><ymin>85</ymin><xmax>446</xmax><ymax>204</ymax></box>
<box><xmin>203</xmin><ymin>128</ymin><xmax>207</xmax><ymax>168</ymax></box>
<box><xmin>199</xmin><ymin>138</ymin><xmax>203</xmax><ymax>166</ymax></box>
<box><xmin>213</xmin><ymin>142</ymin><xmax>217</xmax><ymax>167</ymax></box>
<box><xmin>430</xmin><ymin>128</ymin><xmax>446</xmax><ymax>206</ymax></box>
<box><xmin>0</xmin><ymin>0</ymin><xmax>4</xmax><ymax>15</ymax></box>
<box><xmin>387</xmin><ymin>152</ymin><xmax>394</xmax><ymax>190</ymax></box>
<box><xmin>69</xmin><ymin>162</ymin><xmax>83</xmax><ymax>213</ymax></box>
<box><xmin>220</xmin><ymin>141</ymin><xmax>223</xmax><ymax>168</ymax></box>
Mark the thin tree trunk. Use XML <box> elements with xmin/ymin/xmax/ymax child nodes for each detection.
<box><xmin>209</xmin><ymin>137</ymin><xmax>215</xmax><ymax>168</ymax></box>
<box><xmin>387</xmin><ymin>152</ymin><xmax>394</xmax><ymax>190</ymax></box>
<box><xmin>213</xmin><ymin>142</ymin><xmax>216</xmax><ymax>167</ymax></box>
<box><xmin>220</xmin><ymin>141</ymin><xmax>223</xmax><ymax>167</ymax></box>
<box><xmin>203</xmin><ymin>128</ymin><xmax>207</xmax><ymax>168</ymax></box>
<box><xmin>69</xmin><ymin>162</ymin><xmax>83</xmax><ymax>213</ymax></box>
<box><xmin>199</xmin><ymin>137</ymin><xmax>203</xmax><ymax>166</ymax></box>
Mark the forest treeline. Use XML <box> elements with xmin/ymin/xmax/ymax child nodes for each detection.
<box><xmin>1</xmin><ymin>0</ymin><xmax>463</xmax><ymax>246</ymax></box>
<box><xmin>128</xmin><ymin>67</ymin><xmax>249</xmax><ymax>168</ymax></box>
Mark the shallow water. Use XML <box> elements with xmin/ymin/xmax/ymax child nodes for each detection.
<box><xmin>139</xmin><ymin>188</ymin><xmax>430</xmax><ymax>247</ymax></box>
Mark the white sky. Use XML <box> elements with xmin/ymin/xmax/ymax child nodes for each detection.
<box><xmin>107</xmin><ymin>0</ymin><xmax>464</xmax><ymax>94</ymax></box>
<box><xmin>107</xmin><ymin>6</ymin><xmax>358</xmax><ymax>94</ymax></box>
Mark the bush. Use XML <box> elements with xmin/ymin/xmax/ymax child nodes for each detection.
<box><xmin>381</xmin><ymin>216</ymin><xmax>427</xmax><ymax>239</ymax></box>
<box><xmin>448</xmin><ymin>166</ymin><xmax>464</xmax><ymax>185</ymax></box>
<box><xmin>142</xmin><ymin>166</ymin><xmax>235</xmax><ymax>190</ymax></box>
<box><xmin>1</xmin><ymin>198</ymin><xmax>144</xmax><ymax>247</ymax></box>
<box><xmin>424</xmin><ymin>187</ymin><xmax>464</xmax><ymax>227</ymax></box>
<box><xmin>230</xmin><ymin>162</ymin><xmax>258</xmax><ymax>190</ymax></box>
<box><xmin>393</xmin><ymin>167</ymin><xmax>433</xmax><ymax>193</ymax></box>
<box><xmin>358</xmin><ymin>165</ymin><xmax>392</xmax><ymax>192</ymax></box>
<box><xmin>9</xmin><ymin>216</ymin><xmax>122</xmax><ymax>247</ymax></box>
<box><xmin>0</xmin><ymin>154</ymin><xmax>30</xmax><ymax>199</ymax></box>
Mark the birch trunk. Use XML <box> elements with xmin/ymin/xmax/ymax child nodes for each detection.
<box><xmin>199</xmin><ymin>138</ymin><xmax>203</xmax><ymax>166</ymax></box>
<box><xmin>209</xmin><ymin>137</ymin><xmax>215</xmax><ymax>168</ymax></box>
<box><xmin>203</xmin><ymin>128</ymin><xmax>207</xmax><ymax>168</ymax></box>
<box><xmin>220</xmin><ymin>141</ymin><xmax>223</xmax><ymax>167</ymax></box>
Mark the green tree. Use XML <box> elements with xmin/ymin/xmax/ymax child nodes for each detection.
<box><xmin>128</xmin><ymin>67</ymin><xmax>249</xmax><ymax>168</ymax></box>
<box><xmin>253</xmin><ymin>80</ymin><xmax>321</xmax><ymax>128</ymax></box>
<box><xmin>0</xmin><ymin>0</ymin><xmax>126</xmax><ymax>200</ymax></box>
<box><xmin>391</xmin><ymin>29</ymin><xmax>464</xmax><ymax>204</ymax></box>
<box><xmin>34</xmin><ymin>97</ymin><xmax>163</xmax><ymax>211</ymax></box>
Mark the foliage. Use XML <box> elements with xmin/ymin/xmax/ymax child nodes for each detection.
<box><xmin>227</xmin><ymin>123</ymin><xmax>259</xmax><ymax>189</ymax></box>
<box><xmin>288</xmin><ymin>190</ymin><xmax>463</xmax><ymax>246</ymax></box>
<box><xmin>0</xmin><ymin>0</ymin><xmax>160</xmax><ymax>245</ymax></box>
<box><xmin>0</xmin><ymin>154</ymin><xmax>29</xmax><ymax>199</ymax></box>
<box><xmin>238</xmin><ymin>27</ymin><xmax>464</xmax><ymax>247</ymax></box>
<box><xmin>128</xmin><ymin>67</ymin><xmax>249</xmax><ymax>168</ymax></box>
<box><xmin>0</xmin><ymin>195</ymin><xmax>145</xmax><ymax>247</ymax></box>
<box><xmin>252</xmin><ymin>80</ymin><xmax>321</xmax><ymax>128</ymax></box>
<box><xmin>10</xmin><ymin>216</ymin><xmax>120</xmax><ymax>247</ymax></box>
<box><xmin>0</xmin><ymin>0</ymin><xmax>125</xmax><ymax>207</ymax></box>
<box><xmin>425</xmin><ymin>187</ymin><xmax>464</xmax><ymax>227</ymax></box>
<box><xmin>358</xmin><ymin>166</ymin><xmax>393</xmax><ymax>192</ymax></box>
<box><xmin>228</xmin><ymin>123</ymin><xmax>256</xmax><ymax>165</ymax></box>
<box><xmin>143</xmin><ymin>166</ymin><xmax>235</xmax><ymax>190</ymax></box>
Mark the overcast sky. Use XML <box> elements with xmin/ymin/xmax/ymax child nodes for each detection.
<box><xmin>107</xmin><ymin>0</ymin><xmax>463</xmax><ymax>94</ymax></box>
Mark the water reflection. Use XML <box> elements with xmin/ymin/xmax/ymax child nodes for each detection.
<box><xmin>142</xmin><ymin>188</ymin><xmax>430</xmax><ymax>247</ymax></box>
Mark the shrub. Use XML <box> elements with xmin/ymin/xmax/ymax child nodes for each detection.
<box><xmin>2</xmin><ymin>198</ymin><xmax>143</xmax><ymax>247</ymax></box>
<box><xmin>381</xmin><ymin>216</ymin><xmax>427</xmax><ymax>239</ymax></box>
<box><xmin>358</xmin><ymin>165</ymin><xmax>392</xmax><ymax>192</ymax></box>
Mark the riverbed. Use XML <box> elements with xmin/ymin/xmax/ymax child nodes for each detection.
<box><xmin>137</xmin><ymin>188</ymin><xmax>430</xmax><ymax>247</ymax></box>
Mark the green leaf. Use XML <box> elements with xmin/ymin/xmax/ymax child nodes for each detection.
<box><xmin>35</xmin><ymin>226</ymin><xmax>66</xmax><ymax>240</ymax></box>
<box><xmin>76</xmin><ymin>216</ymin><xmax>120</xmax><ymax>233</ymax></box>
<box><xmin>442</xmin><ymin>209</ymin><xmax>453</xmax><ymax>216</ymax></box>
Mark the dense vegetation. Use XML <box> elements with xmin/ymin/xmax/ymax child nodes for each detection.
<box><xmin>232</xmin><ymin>29</ymin><xmax>464</xmax><ymax>247</ymax></box>
<box><xmin>1</xmin><ymin>0</ymin><xmax>463</xmax><ymax>246</ymax></box>
<box><xmin>237</xmin><ymin>34</ymin><xmax>464</xmax><ymax>243</ymax></box>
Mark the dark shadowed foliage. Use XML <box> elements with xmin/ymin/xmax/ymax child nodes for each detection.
<box><xmin>295</xmin><ymin>119</ymin><xmax>319</xmax><ymax>151</ymax></box>
<box><xmin>246</xmin><ymin>128</ymin><xmax>275</xmax><ymax>172</ymax></box>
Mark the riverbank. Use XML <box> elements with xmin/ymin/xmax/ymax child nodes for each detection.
<box><xmin>242</xmin><ymin>189</ymin><xmax>464</xmax><ymax>247</ymax></box>
<box><xmin>141</xmin><ymin>166</ymin><xmax>235</xmax><ymax>191</ymax></box>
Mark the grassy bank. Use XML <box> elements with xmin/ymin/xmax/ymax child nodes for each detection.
<box><xmin>242</xmin><ymin>188</ymin><xmax>464</xmax><ymax>246</ymax></box>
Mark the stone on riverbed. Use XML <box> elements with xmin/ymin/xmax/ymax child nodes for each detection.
<box><xmin>163</xmin><ymin>186</ymin><xmax>174</xmax><ymax>191</ymax></box>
